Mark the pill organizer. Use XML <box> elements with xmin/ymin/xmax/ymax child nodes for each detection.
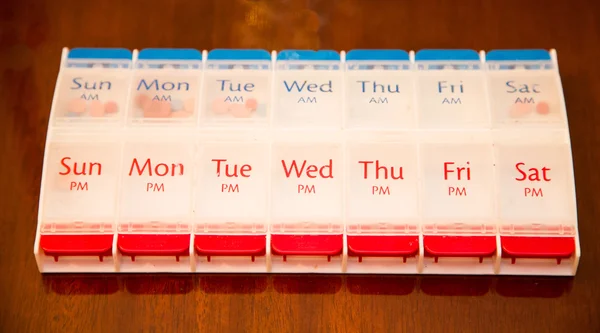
<box><xmin>35</xmin><ymin>47</ymin><xmax>580</xmax><ymax>275</ymax></box>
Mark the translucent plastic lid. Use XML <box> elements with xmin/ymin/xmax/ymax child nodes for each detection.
<box><xmin>201</xmin><ymin>49</ymin><xmax>272</xmax><ymax>126</ymax></box>
<box><xmin>486</xmin><ymin>49</ymin><xmax>566</xmax><ymax>128</ymax></box>
<box><xmin>118</xmin><ymin>136</ymin><xmax>195</xmax><ymax>233</ymax></box>
<box><xmin>195</xmin><ymin>132</ymin><xmax>270</xmax><ymax>233</ymax></box>
<box><xmin>40</xmin><ymin>135</ymin><xmax>121</xmax><ymax>234</ymax></box>
<box><xmin>415</xmin><ymin>49</ymin><xmax>489</xmax><ymax>129</ymax></box>
<box><xmin>270</xmin><ymin>133</ymin><xmax>344</xmax><ymax>233</ymax></box>
<box><xmin>419</xmin><ymin>131</ymin><xmax>496</xmax><ymax>235</ymax></box>
<box><xmin>52</xmin><ymin>48</ymin><xmax>133</xmax><ymax>127</ymax></box>
<box><xmin>345</xmin><ymin>132</ymin><xmax>419</xmax><ymax>234</ymax></box>
<box><xmin>345</xmin><ymin>50</ymin><xmax>415</xmax><ymax>129</ymax></box>
<box><xmin>128</xmin><ymin>48</ymin><xmax>202</xmax><ymax>126</ymax></box>
<box><xmin>274</xmin><ymin>50</ymin><xmax>343</xmax><ymax>128</ymax></box>
<box><xmin>494</xmin><ymin>130</ymin><xmax>576</xmax><ymax>236</ymax></box>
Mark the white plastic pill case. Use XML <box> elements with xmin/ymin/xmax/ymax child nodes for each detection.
<box><xmin>34</xmin><ymin>48</ymin><xmax>579</xmax><ymax>276</ymax></box>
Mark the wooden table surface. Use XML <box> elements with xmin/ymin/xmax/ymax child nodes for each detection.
<box><xmin>1</xmin><ymin>0</ymin><xmax>600</xmax><ymax>332</ymax></box>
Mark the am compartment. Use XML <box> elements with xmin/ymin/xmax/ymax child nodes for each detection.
<box><xmin>494</xmin><ymin>130</ymin><xmax>578</xmax><ymax>274</ymax></box>
<box><xmin>274</xmin><ymin>50</ymin><xmax>343</xmax><ymax>128</ymax></box>
<box><xmin>345</xmin><ymin>50</ymin><xmax>415</xmax><ymax>129</ymax></box>
<box><xmin>345</xmin><ymin>132</ymin><xmax>420</xmax><ymax>273</ymax></box>
<box><xmin>37</xmin><ymin>134</ymin><xmax>121</xmax><ymax>271</ymax></box>
<box><xmin>51</xmin><ymin>48</ymin><xmax>132</xmax><ymax>127</ymax></box>
<box><xmin>270</xmin><ymin>133</ymin><xmax>344</xmax><ymax>272</ymax></box>
<box><xmin>194</xmin><ymin>132</ymin><xmax>269</xmax><ymax>271</ymax></box>
<box><xmin>419</xmin><ymin>132</ymin><xmax>497</xmax><ymax>274</ymax></box>
<box><xmin>486</xmin><ymin>49</ymin><xmax>567</xmax><ymax>129</ymax></box>
<box><xmin>201</xmin><ymin>49</ymin><xmax>271</xmax><ymax>126</ymax></box>
<box><xmin>117</xmin><ymin>135</ymin><xmax>195</xmax><ymax>271</ymax></box>
<box><xmin>415</xmin><ymin>49</ymin><xmax>489</xmax><ymax>129</ymax></box>
<box><xmin>128</xmin><ymin>48</ymin><xmax>202</xmax><ymax>125</ymax></box>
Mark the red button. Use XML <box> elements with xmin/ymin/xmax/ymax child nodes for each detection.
<box><xmin>271</xmin><ymin>234</ymin><xmax>343</xmax><ymax>261</ymax></box>
<box><xmin>195</xmin><ymin>235</ymin><xmax>266</xmax><ymax>262</ymax></box>
<box><xmin>501</xmin><ymin>236</ymin><xmax>575</xmax><ymax>264</ymax></box>
<box><xmin>423</xmin><ymin>235</ymin><xmax>496</xmax><ymax>262</ymax></box>
<box><xmin>40</xmin><ymin>234</ymin><xmax>113</xmax><ymax>262</ymax></box>
<box><xmin>347</xmin><ymin>235</ymin><xmax>419</xmax><ymax>262</ymax></box>
<box><xmin>118</xmin><ymin>234</ymin><xmax>190</xmax><ymax>261</ymax></box>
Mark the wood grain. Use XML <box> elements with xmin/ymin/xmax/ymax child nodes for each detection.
<box><xmin>1</xmin><ymin>0</ymin><xmax>599</xmax><ymax>332</ymax></box>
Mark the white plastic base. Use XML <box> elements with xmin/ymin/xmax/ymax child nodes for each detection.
<box><xmin>498</xmin><ymin>258</ymin><xmax>577</xmax><ymax>276</ymax></box>
<box><xmin>38</xmin><ymin>255</ymin><xmax>116</xmax><ymax>273</ymax></box>
<box><xmin>421</xmin><ymin>257</ymin><xmax>497</xmax><ymax>275</ymax></box>
<box><xmin>35</xmin><ymin>48</ymin><xmax>581</xmax><ymax>277</ymax></box>
<box><xmin>34</xmin><ymin>233</ymin><xmax>580</xmax><ymax>275</ymax></box>
<box><xmin>346</xmin><ymin>257</ymin><xmax>420</xmax><ymax>274</ymax></box>
<box><xmin>118</xmin><ymin>256</ymin><xmax>191</xmax><ymax>273</ymax></box>
<box><xmin>196</xmin><ymin>256</ymin><xmax>268</xmax><ymax>273</ymax></box>
<box><xmin>271</xmin><ymin>256</ymin><xmax>344</xmax><ymax>274</ymax></box>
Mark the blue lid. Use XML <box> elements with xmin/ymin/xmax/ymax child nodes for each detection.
<box><xmin>277</xmin><ymin>50</ymin><xmax>340</xmax><ymax>61</ymax></box>
<box><xmin>138</xmin><ymin>48</ymin><xmax>202</xmax><ymax>60</ymax></box>
<box><xmin>415</xmin><ymin>49</ymin><xmax>479</xmax><ymax>61</ymax></box>
<box><xmin>208</xmin><ymin>49</ymin><xmax>271</xmax><ymax>61</ymax></box>
<box><xmin>486</xmin><ymin>49</ymin><xmax>551</xmax><ymax>61</ymax></box>
<box><xmin>68</xmin><ymin>48</ymin><xmax>132</xmax><ymax>60</ymax></box>
<box><xmin>346</xmin><ymin>49</ymin><xmax>409</xmax><ymax>61</ymax></box>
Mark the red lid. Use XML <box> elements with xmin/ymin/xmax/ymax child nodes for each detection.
<box><xmin>423</xmin><ymin>235</ymin><xmax>496</xmax><ymax>260</ymax></box>
<box><xmin>347</xmin><ymin>235</ymin><xmax>419</xmax><ymax>258</ymax></box>
<box><xmin>501</xmin><ymin>236</ymin><xmax>575</xmax><ymax>259</ymax></box>
<box><xmin>40</xmin><ymin>234</ymin><xmax>113</xmax><ymax>261</ymax></box>
<box><xmin>118</xmin><ymin>234</ymin><xmax>190</xmax><ymax>259</ymax></box>
<box><xmin>195</xmin><ymin>235</ymin><xmax>266</xmax><ymax>257</ymax></box>
<box><xmin>271</xmin><ymin>234</ymin><xmax>343</xmax><ymax>257</ymax></box>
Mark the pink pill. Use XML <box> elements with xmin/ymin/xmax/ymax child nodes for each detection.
<box><xmin>245</xmin><ymin>98</ymin><xmax>258</xmax><ymax>111</ymax></box>
<box><xmin>89</xmin><ymin>100</ymin><xmax>105</xmax><ymax>117</ymax></box>
<box><xmin>143</xmin><ymin>100</ymin><xmax>171</xmax><ymax>118</ymax></box>
<box><xmin>536</xmin><ymin>102</ymin><xmax>550</xmax><ymax>115</ymax></box>
<box><xmin>184</xmin><ymin>98</ymin><xmax>195</xmax><ymax>113</ymax></box>
<box><xmin>509</xmin><ymin>103</ymin><xmax>532</xmax><ymax>118</ymax></box>
<box><xmin>67</xmin><ymin>98</ymin><xmax>86</xmax><ymax>114</ymax></box>
<box><xmin>135</xmin><ymin>94</ymin><xmax>151</xmax><ymax>108</ymax></box>
<box><xmin>160</xmin><ymin>100</ymin><xmax>173</xmax><ymax>117</ymax></box>
<box><xmin>230</xmin><ymin>103</ymin><xmax>252</xmax><ymax>118</ymax></box>
<box><xmin>212</xmin><ymin>98</ymin><xmax>229</xmax><ymax>114</ymax></box>
<box><xmin>142</xmin><ymin>101</ymin><xmax>158</xmax><ymax>118</ymax></box>
<box><xmin>104</xmin><ymin>101</ymin><xmax>118</xmax><ymax>114</ymax></box>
